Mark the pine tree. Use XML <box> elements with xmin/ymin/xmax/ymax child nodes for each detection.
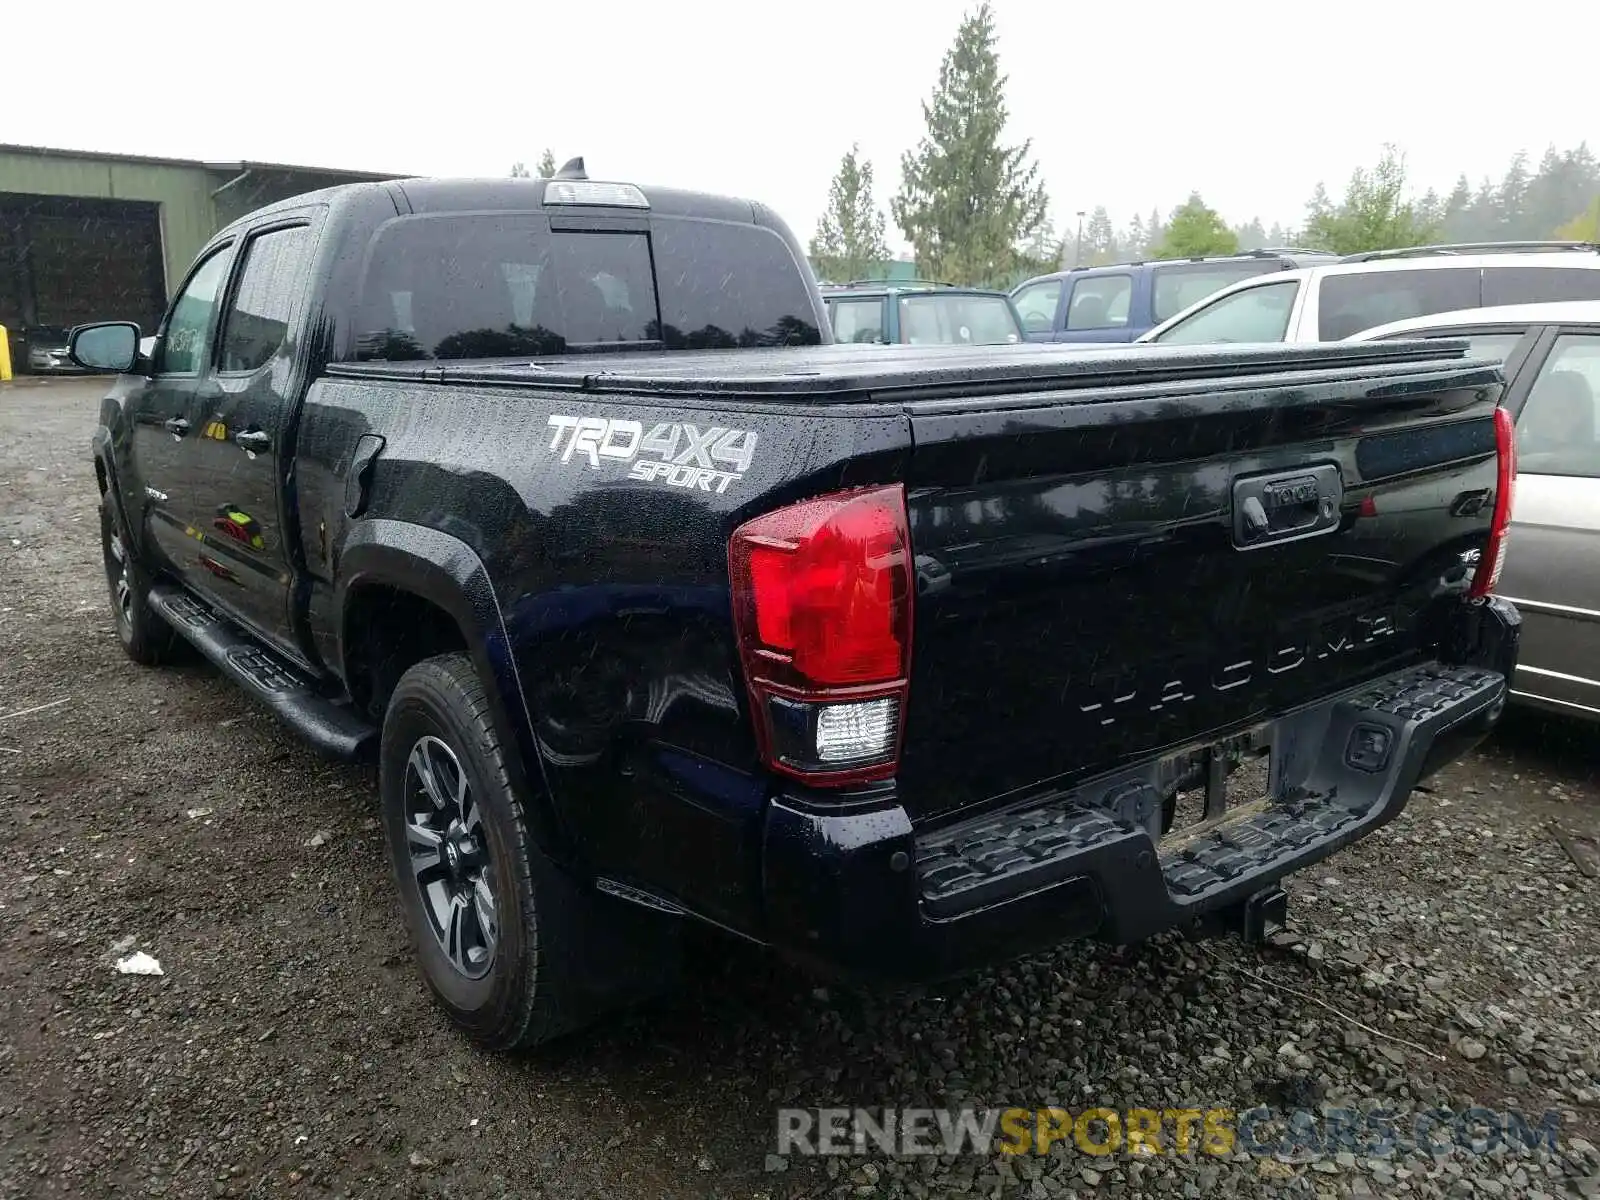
<box><xmin>892</xmin><ymin>2</ymin><xmax>1049</xmax><ymax>286</ymax></box>
<box><xmin>1085</xmin><ymin>206</ymin><xmax>1116</xmax><ymax>264</ymax></box>
<box><xmin>1145</xmin><ymin>206</ymin><xmax>1166</xmax><ymax>255</ymax></box>
<box><xmin>1302</xmin><ymin>146</ymin><xmax>1437</xmax><ymax>255</ymax></box>
<box><xmin>1125</xmin><ymin>213</ymin><xmax>1148</xmax><ymax>259</ymax></box>
<box><xmin>1152</xmin><ymin>193</ymin><xmax>1238</xmax><ymax>259</ymax></box>
<box><xmin>1233</xmin><ymin>217</ymin><xmax>1267</xmax><ymax>251</ymax></box>
<box><xmin>808</xmin><ymin>144</ymin><xmax>891</xmax><ymax>283</ymax></box>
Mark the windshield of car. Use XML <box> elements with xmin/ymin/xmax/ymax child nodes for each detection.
<box><xmin>1150</xmin><ymin>259</ymin><xmax>1278</xmax><ymax>322</ymax></box>
<box><xmin>897</xmin><ymin>293</ymin><xmax>1021</xmax><ymax>345</ymax></box>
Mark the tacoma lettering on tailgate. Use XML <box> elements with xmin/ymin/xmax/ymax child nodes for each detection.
<box><xmin>545</xmin><ymin>415</ymin><xmax>759</xmax><ymax>494</ymax></box>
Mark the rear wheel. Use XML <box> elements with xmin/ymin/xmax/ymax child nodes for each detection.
<box><xmin>99</xmin><ymin>491</ymin><xmax>179</xmax><ymax>666</ymax></box>
<box><xmin>380</xmin><ymin>652</ymin><xmax>613</xmax><ymax>1050</ymax></box>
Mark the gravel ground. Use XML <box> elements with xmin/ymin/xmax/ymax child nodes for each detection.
<box><xmin>1</xmin><ymin>377</ymin><xmax>1598</xmax><ymax>1200</ymax></box>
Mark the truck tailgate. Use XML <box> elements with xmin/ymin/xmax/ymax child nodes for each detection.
<box><xmin>897</xmin><ymin>347</ymin><xmax>1504</xmax><ymax>823</ymax></box>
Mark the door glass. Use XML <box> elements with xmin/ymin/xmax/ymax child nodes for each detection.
<box><xmin>1011</xmin><ymin>280</ymin><xmax>1062</xmax><ymax>334</ymax></box>
<box><xmin>1516</xmin><ymin>334</ymin><xmax>1600</xmax><ymax>478</ymax></box>
<box><xmin>1151</xmin><ymin>260</ymin><xmax>1277</xmax><ymax>322</ymax></box>
<box><xmin>830</xmin><ymin>298</ymin><xmax>885</xmax><ymax>343</ymax></box>
<box><xmin>219</xmin><ymin>226</ymin><xmax>314</xmax><ymax>373</ymax></box>
<box><xmin>1066</xmin><ymin>275</ymin><xmax>1132</xmax><ymax>330</ymax></box>
<box><xmin>1152</xmin><ymin>281</ymin><xmax>1299</xmax><ymax>344</ymax></box>
<box><xmin>897</xmin><ymin>294</ymin><xmax>1022</xmax><ymax>345</ymax></box>
<box><xmin>158</xmin><ymin>249</ymin><xmax>231</xmax><ymax>375</ymax></box>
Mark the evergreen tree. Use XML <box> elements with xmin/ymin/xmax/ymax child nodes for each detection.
<box><xmin>1303</xmin><ymin>145</ymin><xmax>1437</xmax><ymax>255</ymax></box>
<box><xmin>1145</xmin><ymin>206</ymin><xmax>1166</xmax><ymax>254</ymax></box>
<box><xmin>1084</xmin><ymin>206</ymin><xmax>1116</xmax><ymax>264</ymax></box>
<box><xmin>808</xmin><ymin>144</ymin><xmax>891</xmax><ymax>283</ymax></box>
<box><xmin>1556</xmin><ymin>197</ymin><xmax>1600</xmax><ymax>241</ymax></box>
<box><xmin>892</xmin><ymin>2</ymin><xmax>1050</xmax><ymax>286</ymax></box>
<box><xmin>1153</xmin><ymin>193</ymin><xmax>1239</xmax><ymax>259</ymax></box>
<box><xmin>1233</xmin><ymin>217</ymin><xmax>1267</xmax><ymax>251</ymax></box>
<box><xmin>1125</xmin><ymin>213</ymin><xmax>1148</xmax><ymax>259</ymax></box>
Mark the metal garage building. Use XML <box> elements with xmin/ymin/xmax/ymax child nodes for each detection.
<box><xmin>0</xmin><ymin>144</ymin><xmax>402</xmax><ymax>372</ymax></box>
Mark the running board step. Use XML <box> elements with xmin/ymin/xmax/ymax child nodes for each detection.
<box><xmin>146</xmin><ymin>582</ymin><xmax>377</xmax><ymax>760</ymax></box>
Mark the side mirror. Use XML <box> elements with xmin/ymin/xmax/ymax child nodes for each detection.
<box><xmin>69</xmin><ymin>322</ymin><xmax>142</xmax><ymax>373</ymax></box>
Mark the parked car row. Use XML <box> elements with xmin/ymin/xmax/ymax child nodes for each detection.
<box><xmin>820</xmin><ymin>280</ymin><xmax>1024</xmax><ymax>346</ymax></box>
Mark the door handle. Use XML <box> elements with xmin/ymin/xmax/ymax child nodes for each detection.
<box><xmin>163</xmin><ymin>417</ymin><xmax>190</xmax><ymax>437</ymax></box>
<box><xmin>235</xmin><ymin>430</ymin><xmax>271</xmax><ymax>454</ymax></box>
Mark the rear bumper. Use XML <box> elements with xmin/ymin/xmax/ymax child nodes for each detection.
<box><xmin>760</xmin><ymin>597</ymin><xmax>1519</xmax><ymax>982</ymax></box>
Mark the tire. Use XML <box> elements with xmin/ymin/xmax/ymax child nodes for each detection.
<box><xmin>99</xmin><ymin>490</ymin><xmax>180</xmax><ymax>667</ymax></box>
<box><xmin>379</xmin><ymin>652</ymin><xmax>608</xmax><ymax>1050</ymax></box>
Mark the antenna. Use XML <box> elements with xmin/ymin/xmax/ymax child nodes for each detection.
<box><xmin>555</xmin><ymin>156</ymin><xmax>588</xmax><ymax>181</ymax></box>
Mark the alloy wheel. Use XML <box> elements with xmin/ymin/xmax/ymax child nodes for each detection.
<box><xmin>403</xmin><ymin>735</ymin><xmax>499</xmax><ymax>979</ymax></box>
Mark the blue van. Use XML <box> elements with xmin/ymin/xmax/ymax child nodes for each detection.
<box><xmin>1010</xmin><ymin>249</ymin><xmax>1336</xmax><ymax>344</ymax></box>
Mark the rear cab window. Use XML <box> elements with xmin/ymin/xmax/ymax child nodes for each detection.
<box><xmin>1150</xmin><ymin>259</ymin><xmax>1278</xmax><ymax>324</ymax></box>
<box><xmin>344</xmin><ymin>213</ymin><xmax>821</xmax><ymax>361</ymax></box>
<box><xmin>897</xmin><ymin>293</ymin><xmax>1021</xmax><ymax>345</ymax></box>
<box><xmin>1315</xmin><ymin>268</ymin><xmax>1479</xmax><ymax>340</ymax></box>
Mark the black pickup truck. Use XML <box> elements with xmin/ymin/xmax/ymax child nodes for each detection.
<box><xmin>72</xmin><ymin>171</ymin><xmax>1521</xmax><ymax>1051</ymax></box>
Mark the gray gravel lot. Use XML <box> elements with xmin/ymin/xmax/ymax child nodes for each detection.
<box><xmin>1</xmin><ymin>377</ymin><xmax>1597</xmax><ymax>1199</ymax></box>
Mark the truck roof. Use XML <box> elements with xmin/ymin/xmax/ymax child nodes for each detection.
<box><xmin>222</xmin><ymin>176</ymin><xmax>764</xmax><ymax>236</ymax></box>
<box><xmin>326</xmin><ymin>338</ymin><xmax>1487</xmax><ymax>400</ymax></box>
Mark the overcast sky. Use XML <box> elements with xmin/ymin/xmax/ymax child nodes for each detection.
<box><xmin>6</xmin><ymin>0</ymin><xmax>1592</xmax><ymax>256</ymax></box>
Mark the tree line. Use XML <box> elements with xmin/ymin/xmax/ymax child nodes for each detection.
<box><xmin>808</xmin><ymin>4</ymin><xmax>1600</xmax><ymax>286</ymax></box>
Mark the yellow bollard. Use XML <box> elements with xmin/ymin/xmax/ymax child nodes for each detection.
<box><xmin>0</xmin><ymin>325</ymin><xmax>11</xmax><ymax>381</ymax></box>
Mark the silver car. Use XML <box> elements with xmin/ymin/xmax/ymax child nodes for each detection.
<box><xmin>1352</xmin><ymin>300</ymin><xmax>1600</xmax><ymax>722</ymax></box>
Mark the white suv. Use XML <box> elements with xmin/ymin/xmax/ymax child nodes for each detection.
<box><xmin>1139</xmin><ymin>243</ymin><xmax>1600</xmax><ymax>345</ymax></box>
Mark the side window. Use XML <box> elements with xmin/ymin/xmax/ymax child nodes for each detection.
<box><xmin>1482</xmin><ymin>267</ymin><xmax>1600</xmax><ymax>307</ymax></box>
<box><xmin>1066</xmin><ymin>274</ymin><xmax>1132</xmax><ymax>331</ymax></box>
<box><xmin>1150</xmin><ymin>260</ymin><xmax>1276</xmax><ymax>323</ymax></box>
<box><xmin>218</xmin><ymin>226</ymin><xmax>314</xmax><ymax>373</ymax></box>
<box><xmin>157</xmin><ymin>248</ymin><xmax>231</xmax><ymax>375</ymax></box>
<box><xmin>1450</xmin><ymin>332</ymin><xmax>1524</xmax><ymax>362</ymax></box>
<box><xmin>1317</xmin><ymin>268</ymin><xmax>1479</xmax><ymax>340</ymax></box>
<box><xmin>1516</xmin><ymin>334</ymin><xmax>1600</xmax><ymax>479</ymax></box>
<box><xmin>1012</xmin><ymin>280</ymin><xmax>1062</xmax><ymax>334</ymax></box>
<box><xmin>1152</xmin><ymin>281</ymin><xmax>1299</xmax><ymax>345</ymax></box>
<box><xmin>830</xmin><ymin>298</ymin><xmax>885</xmax><ymax>344</ymax></box>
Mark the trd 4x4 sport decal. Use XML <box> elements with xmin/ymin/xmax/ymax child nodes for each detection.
<box><xmin>545</xmin><ymin>415</ymin><xmax>759</xmax><ymax>494</ymax></box>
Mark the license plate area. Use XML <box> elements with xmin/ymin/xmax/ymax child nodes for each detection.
<box><xmin>1160</xmin><ymin>728</ymin><xmax>1274</xmax><ymax>844</ymax></box>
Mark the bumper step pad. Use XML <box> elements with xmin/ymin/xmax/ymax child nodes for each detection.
<box><xmin>915</xmin><ymin>663</ymin><xmax>1504</xmax><ymax>924</ymax></box>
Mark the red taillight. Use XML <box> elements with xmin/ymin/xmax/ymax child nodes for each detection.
<box><xmin>729</xmin><ymin>484</ymin><xmax>912</xmax><ymax>785</ymax></box>
<box><xmin>1469</xmin><ymin>405</ymin><xmax>1516</xmax><ymax>599</ymax></box>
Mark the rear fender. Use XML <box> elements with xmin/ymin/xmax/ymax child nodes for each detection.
<box><xmin>334</xmin><ymin>519</ymin><xmax>566</xmax><ymax>856</ymax></box>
